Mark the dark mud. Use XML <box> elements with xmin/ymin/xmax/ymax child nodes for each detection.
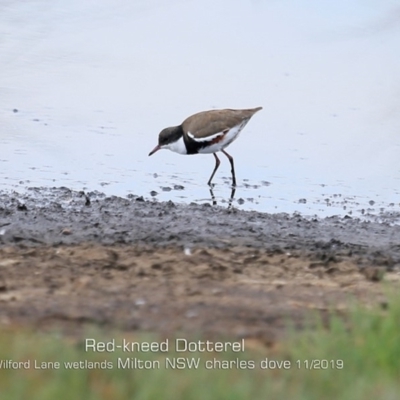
<box><xmin>1</xmin><ymin>187</ymin><xmax>400</xmax><ymax>261</ymax></box>
<box><xmin>0</xmin><ymin>187</ymin><xmax>399</xmax><ymax>342</ymax></box>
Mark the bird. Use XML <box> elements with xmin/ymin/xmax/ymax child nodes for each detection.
<box><xmin>148</xmin><ymin>107</ymin><xmax>262</xmax><ymax>186</ymax></box>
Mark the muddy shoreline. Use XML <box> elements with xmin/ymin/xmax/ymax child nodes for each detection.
<box><xmin>0</xmin><ymin>187</ymin><xmax>399</xmax><ymax>340</ymax></box>
<box><xmin>1</xmin><ymin>187</ymin><xmax>400</xmax><ymax>261</ymax></box>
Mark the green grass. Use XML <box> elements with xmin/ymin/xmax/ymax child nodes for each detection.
<box><xmin>1</xmin><ymin>291</ymin><xmax>399</xmax><ymax>400</ymax></box>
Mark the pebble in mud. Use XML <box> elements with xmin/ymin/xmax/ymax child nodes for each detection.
<box><xmin>79</xmin><ymin>191</ymin><xmax>91</xmax><ymax>206</ymax></box>
<box><xmin>150</xmin><ymin>191</ymin><xmax>158</xmax><ymax>197</ymax></box>
<box><xmin>362</xmin><ymin>267</ymin><xmax>385</xmax><ymax>282</ymax></box>
<box><xmin>17</xmin><ymin>203</ymin><xmax>28</xmax><ymax>211</ymax></box>
<box><xmin>161</xmin><ymin>187</ymin><xmax>172</xmax><ymax>192</ymax></box>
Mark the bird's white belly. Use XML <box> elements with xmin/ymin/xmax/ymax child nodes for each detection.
<box><xmin>196</xmin><ymin>122</ymin><xmax>247</xmax><ymax>154</ymax></box>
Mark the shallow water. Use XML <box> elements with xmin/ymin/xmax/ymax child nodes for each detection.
<box><xmin>1</xmin><ymin>0</ymin><xmax>399</xmax><ymax>217</ymax></box>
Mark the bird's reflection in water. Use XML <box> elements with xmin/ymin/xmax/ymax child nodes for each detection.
<box><xmin>209</xmin><ymin>186</ymin><xmax>236</xmax><ymax>209</ymax></box>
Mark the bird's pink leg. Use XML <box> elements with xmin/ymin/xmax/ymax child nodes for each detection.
<box><xmin>221</xmin><ymin>150</ymin><xmax>236</xmax><ymax>187</ymax></box>
<box><xmin>207</xmin><ymin>153</ymin><xmax>221</xmax><ymax>186</ymax></box>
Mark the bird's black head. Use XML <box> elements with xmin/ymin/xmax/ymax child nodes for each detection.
<box><xmin>158</xmin><ymin>126</ymin><xmax>179</xmax><ymax>146</ymax></box>
<box><xmin>148</xmin><ymin>125</ymin><xmax>184</xmax><ymax>156</ymax></box>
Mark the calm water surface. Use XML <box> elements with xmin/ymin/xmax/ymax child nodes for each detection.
<box><xmin>1</xmin><ymin>0</ymin><xmax>399</xmax><ymax>217</ymax></box>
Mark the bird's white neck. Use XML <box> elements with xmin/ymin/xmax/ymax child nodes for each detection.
<box><xmin>164</xmin><ymin>135</ymin><xmax>187</xmax><ymax>155</ymax></box>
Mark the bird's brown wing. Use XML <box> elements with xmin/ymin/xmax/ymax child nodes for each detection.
<box><xmin>182</xmin><ymin>108</ymin><xmax>262</xmax><ymax>138</ymax></box>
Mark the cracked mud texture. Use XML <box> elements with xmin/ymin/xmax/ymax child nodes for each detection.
<box><xmin>0</xmin><ymin>187</ymin><xmax>399</xmax><ymax>342</ymax></box>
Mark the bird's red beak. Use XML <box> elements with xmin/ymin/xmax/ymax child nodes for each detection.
<box><xmin>148</xmin><ymin>145</ymin><xmax>161</xmax><ymax>156</ymax></box>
